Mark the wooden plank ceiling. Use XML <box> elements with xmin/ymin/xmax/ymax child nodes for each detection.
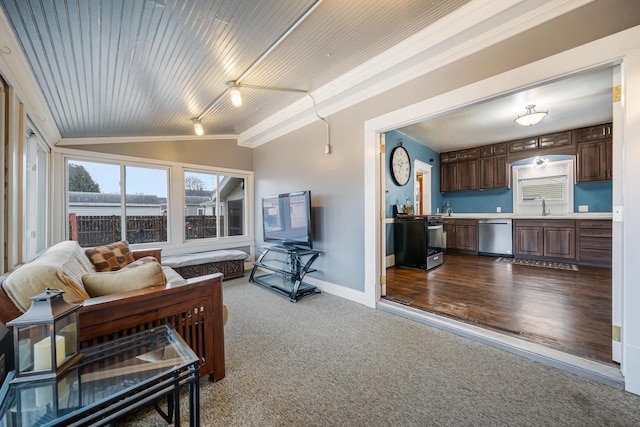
<box><xmin>0</xmin><ymin>0</ymin><xmax>469</xmax><ymax>138</ymax></box>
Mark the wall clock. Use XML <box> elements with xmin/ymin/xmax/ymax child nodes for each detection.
<box><xmin>390</xmin><ymin>143</ymin><xmax>411</xmax><ymax>186</ymax></box>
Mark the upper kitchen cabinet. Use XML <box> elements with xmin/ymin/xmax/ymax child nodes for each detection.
<box><xmin>440</xmin><ymin>122</ymin><xmax>612</xmax><ymax>192</ymax></box>
<box><xmin>576</xmin><ymin>122</ymin><xmax>612</xmax><ymax>182</ymax></box>
<box><xmin>508</xmin><ymin>131</ymin><xmax>574</xmax><ymax>162</ymax></box>
<box><xmin>479</xmin><ymin>143</ymin><xmax>508</xmax><ymax>190</ymax></box>
<box><xmin>440</xmin><ymin>148</ymin><xmax>480</xmax><ymax>192</ymax></box>
<box><xmin>576</xmin><ymin>122</ymin><xmax>612</xmax><ymax>142</ymax></box>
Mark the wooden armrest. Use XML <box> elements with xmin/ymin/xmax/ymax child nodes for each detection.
<box><xmin>132</xmin><ymin>247</ymin><xmax>162</xmax><ymax>263</ymax></box>
<box><xmin>78</xmin><ymin>272</ymin><xmax>225</xmax><ymax>381</ymax></box>
<box><xmin>79</xmin><ymin>273</ymin><xmax>224</xmax><ymax>332</ymax></box>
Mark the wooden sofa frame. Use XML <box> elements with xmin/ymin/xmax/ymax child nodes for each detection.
<box><xmin>0</xmin><ymin>248</ymin><xmax>225</xmax><ymax>382</ymax></box>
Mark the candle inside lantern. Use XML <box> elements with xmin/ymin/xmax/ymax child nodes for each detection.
<box><xmin>33</xmin><ymin>335</ymin><xmax>65</xmax><ymax>371</ymax></box>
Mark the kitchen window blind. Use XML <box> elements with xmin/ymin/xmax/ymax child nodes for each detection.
<box><xmin>520</xmin><ymin>176</ymin><xmax>566</xmax><ymax>200</ymax></box>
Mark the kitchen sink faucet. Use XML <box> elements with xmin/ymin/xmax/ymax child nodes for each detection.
<box><xmin>542</xmin><ymin>198</ymin><xmax>546</xmax><ymax>216</ymax></box>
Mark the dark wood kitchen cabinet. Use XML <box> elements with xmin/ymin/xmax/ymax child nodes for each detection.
<box><xmin>576</xmin><ymin>123</ymin><xmax>612</xmax><ymax>182</ymax></box>
<box><xmin>440</xmin><ymin>148</ymin><xmax>480</xmax><ymax>192</ymax></box>
<box><xmin>440</xmin><ymin>160</ymin><xmax>479</xmax><ymax>192</ymax></box>
<box><xmin>514</xmin><ymin>219</ymin><xmax>575</xmax><ymax>260</ymax></box>
<box><xmin>443</xmin><ymin>218</ymin><xmax>478</xmax><ymax>253</ymax></box>
<box><xmin>508</xmin><ymin>131</ymin><xmax>572</xmax><ymax>153</ymax></box>
<box><xmin>576</xmin><ymin>122</ymin><xmax>612</xmax><ymax>142</ymax></box>
<box><xmin>480</xmin><ymin>155</ymin><xmax>508</xmax><ymax>189</ymax></box>
<box><xmin>577</xmin><ymin>220</ymin><xmax>612</xmax><ymax>266</ymax></box>
<box><xmin>577</xmin><ymin>140</ymin><xmax>612</xmax><ymax>181</ymax></box>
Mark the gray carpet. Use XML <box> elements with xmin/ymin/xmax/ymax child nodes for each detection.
<box><xmin>121</xmin><ymin>277</ymin><xmax>640</xmax><ymax>426</ymax></box>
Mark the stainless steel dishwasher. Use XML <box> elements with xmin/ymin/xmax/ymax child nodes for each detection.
<box><xmin>478</xmin><ymin>219</ymin><xmax>513</xmax><ymax>257</ymax></box>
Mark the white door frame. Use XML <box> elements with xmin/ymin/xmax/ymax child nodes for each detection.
<box><xmin>413</xmin><ymin>159</ymin><xmax>432</xmax><ymax>215</ymax></box>
<box><xmin>363</xmin><ymin>26</ymin><xmax>640</xmax><ymax>393</ymax></box>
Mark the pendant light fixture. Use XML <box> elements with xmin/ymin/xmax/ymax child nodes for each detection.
<box><xmin>515</xmin><ymin>104</ymin><xmax>548</xmax><ymax>126</ymax></box>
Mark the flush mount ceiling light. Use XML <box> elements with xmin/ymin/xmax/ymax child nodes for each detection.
<box><xmin>515</xmin><ymin>104</ymin><xmax>548</xmax><ymax>126</ymax></box>
<box><xmin>191</xmin><ymin>118</ymin><xmax>204</xmax><ymax>136</ymax></box>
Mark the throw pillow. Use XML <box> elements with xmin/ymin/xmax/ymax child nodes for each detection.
<box><xmin>82</xmin><ymin>261</ymin><xmax>167</xmax><ymax>297</ymax></box>
<box><xmin>124</xmin><ymin>256</ymin><xmax>158</xmax><ymax>269</ymax></box>
<box><xmin>84</xmin><ymin>240</ymin><xmax>135</xmax><ymax>272</ymax></box>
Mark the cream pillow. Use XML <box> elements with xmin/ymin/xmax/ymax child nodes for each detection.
<box><xmin>82</xmin><ymin>261</ymin><xmax>167</xmax><ymax>297</ymax></box>
<box><xmin>3</xmin><ymin>242</ymin><xmax>91</xmax><ymax>312</ymax></box>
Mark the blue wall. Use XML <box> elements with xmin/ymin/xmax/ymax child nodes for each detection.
<box><xmin>575</xmin><ymin>181</ymin><xmax>613</xmax><ymax>212</ymax></box>
<box><xmin>442</xmin><ymin>188</ymin><xmax>513</xmax><ymax>214</ymax></box>
<box><xmin>384</xmin><ymin>130</ymin><xmax>443</xmax><ymax>255</ymax></box>
<box><xmin>384</xmin><ymin>130</ymin><xmax>443</xmax><ymax>217</ymax></box>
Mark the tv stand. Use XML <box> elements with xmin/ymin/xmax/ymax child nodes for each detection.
<box><xmin>249</xmin><ymin>245</ymin><xmax>321</xmax><ymax>302</ymax></box>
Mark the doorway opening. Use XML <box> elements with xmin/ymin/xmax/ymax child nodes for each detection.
<box><xmin>413</xmin><ymin>159</ymin><xmax>432</xmax><ymax>215</ymax></box>
<box><xmin>370</xmin><ymin>59</ymin><xmax>621</xmax><ymax>384</ymax></box>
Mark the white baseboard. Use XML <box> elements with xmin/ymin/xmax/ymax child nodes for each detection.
<box><xmin>386</xmin><ymin>254</ymin><xmax>395</xmax><ymax>268</ymax></box>
<box><xmin>304</xmin><ymin>276</ymin><xmax>367</xmax><ymax>305</ymax></box>
<box><xmin>248</xmin><ymin>266</ymin><xmax>366</xmax><ymax>305</ymax></box>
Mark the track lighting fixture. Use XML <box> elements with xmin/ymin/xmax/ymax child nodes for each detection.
<box><xmin>228</xmin><ymin>81</ymin><xmax>243</xmax><ymax>107</ymax></box>
<box><xmin>192</xmin><ymin>118</ymin><xmax>204</xmax><ymax>136</ymax></box>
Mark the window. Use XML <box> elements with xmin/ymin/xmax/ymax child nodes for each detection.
<box><xmin>184</xmin><ymin>171</ymin><xmax>247</xmax><ymax>240</ymax></box>
<box><xmin>66</xmin><ymin>160</ymin><xmax>168</xmax><ymax>247</ymax></box>
<box><xmin>513</xmin><ymin>159</ymin><xmax>573</xmax><ymax>215</ymax></box>
<box><xmin>60</xmin><ymin>151</ymin><xmax>252</xmax><ymax>249</ymax></box>
<box><xmin>521</xmin><ymin>176</ymin><xmax>566</xmax><ymax>201</ymax></box>
<box><xmin>125</xmin><ymin>166</ymin><xmax>168</xmax><ymax>244</ymax></box>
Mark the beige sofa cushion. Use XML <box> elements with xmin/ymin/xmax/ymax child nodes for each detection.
<box><xmin>161</xmin><ymin>266</ymin><xmax>188</xmax><ymax>285</ymax></box>
<box><xmin>2</xmin><ymin>241</ymin><xmax>91</xmax><ymax>312</ymax></box>
<box><xmin>84</xmin><ymin>240</ymin><xmax>135</xmax><ymax>272</ymax></box>
<box><xmin>82</xmin><ymin>261</ymin><xmax>167</xmax><ymax>297</ymax></box>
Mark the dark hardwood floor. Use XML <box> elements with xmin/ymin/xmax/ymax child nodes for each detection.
<box><xmin>385</xmin><ymin>253</ymin><xmax>614</xmax><ymax>365</ymax></box>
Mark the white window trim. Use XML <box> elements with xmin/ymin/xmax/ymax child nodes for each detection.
<box><xmin>52</xmin><ymin>147</ymin><xmax>254</xmax><ymax>256</ymax></box>
<box><xmin>512</xmin><ymin>159</ymin><xmax>574</xmax><ymax>216</ymax></box>
<box><xmin>23</xmin><ymin>127</ymin><xmax>51</xmax><ymax>259</ymax></box>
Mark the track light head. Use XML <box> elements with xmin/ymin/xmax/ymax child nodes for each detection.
<box><xmin>192</xmin><ymin>118</ymin><xmax>204</xmax><ymax>136</ymax></box>
<box><xmin>227</xmin><ymin>81</ymin><xmax>242</xmax><ymax>107</ymax></box>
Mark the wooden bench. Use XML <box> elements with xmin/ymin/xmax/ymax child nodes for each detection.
<box><xmin>163</xmin><ymin>249</ymin><xmax>249</xmax><ymax>280</ymax></box>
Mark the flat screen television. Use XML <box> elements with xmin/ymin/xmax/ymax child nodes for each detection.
<box><xmin>262</xmin><ymin>191</ymin><xmax>312</xmax><ymax>248</ymax></box>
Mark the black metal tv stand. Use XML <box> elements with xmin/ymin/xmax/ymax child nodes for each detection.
<box><xmin>249</xmin><ymin>245</ymin><xmax>321</xmax><ymax>302</ymax></box>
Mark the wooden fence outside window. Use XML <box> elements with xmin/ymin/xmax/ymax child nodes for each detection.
<box><xmin>69</xmin><ymin>214</ymin><xmax>225</xmax><ymax>247</ymax></box>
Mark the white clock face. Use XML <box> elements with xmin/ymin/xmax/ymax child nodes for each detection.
<box><xmin>391</xmin><ymin>146</ymin><xmax>410</xmax><ymax>186</ymax></box>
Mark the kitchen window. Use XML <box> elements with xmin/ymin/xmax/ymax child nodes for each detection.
<box><xmin>513</xmin><ymin>159</ymin><xmax>573</xmax><ymax>215</ymax></box>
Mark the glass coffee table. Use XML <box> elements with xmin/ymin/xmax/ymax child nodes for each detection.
<box><xmin>0</xmin><ymin>325</ymin><xmax>200</xmax><ymax>426</ymax></box>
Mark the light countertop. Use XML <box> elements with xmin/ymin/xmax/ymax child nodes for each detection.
<box><xmin>441</xmin><ymin>212</ymin><xmax>612</xmax><ymax>220</ymax></box>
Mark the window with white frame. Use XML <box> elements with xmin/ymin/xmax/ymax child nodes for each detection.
<box><xmin>66</xmin><ymin>159</ymin><xmax>169</xmax><ymax>247</ymax></box>
<box><xmin>62</xmin><ymin>153</ymin><xmax>251</xmax><ymax>248</ymax></box>
<box><xmin>184</xmin><ymin>171</ymin><xmax>247</xmax><ymax>240</ymax></box>
<box><xmin>513</xmin><ymin>159</ymin><xmax>574</xmax><ymax>215</ymax></box>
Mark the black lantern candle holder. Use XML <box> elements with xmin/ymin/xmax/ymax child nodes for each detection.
<box><xmin>7</xmin><ymin>288</ymin><xmax>82</xmax><ymax>383</ymax></box>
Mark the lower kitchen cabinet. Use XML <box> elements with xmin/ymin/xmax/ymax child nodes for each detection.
<box><xmin>514</xmin><ymin>220</ymin><xmax>576</xmax><ymax>260</ymax></box>
<box><xmin>544</xmin><ymin>226</ymin><xmax>575</xmax><ymax>259</ymax></box>
<box><xmin>577</xmin><ymin>220</ymin><xmax>612</xmax><ymax>266</ymax></box>
<box><xmin>513</xmin><ymin>225</ymin><xmax>544</xmax><ymax>257</ymax></box>
<box><xmin>443</xmin><ymin>218</ymin><xmax>478</xmax><ymax>253</ymax></box>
